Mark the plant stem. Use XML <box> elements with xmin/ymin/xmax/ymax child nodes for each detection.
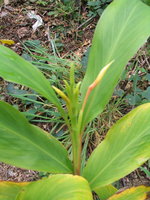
<box><xmin>71</xmin><ymin>132</ymin><xmax>82</xmax><ymax>175</ymax></box>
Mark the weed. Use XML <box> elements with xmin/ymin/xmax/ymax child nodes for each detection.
<box><xmin>87</xmin><ymin>0</ymin><xmax>112</xmax><ymax>17</ymax></box>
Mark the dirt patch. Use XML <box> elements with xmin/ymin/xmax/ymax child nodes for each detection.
<box><xmin>0</xmin><ymin>2</ymin><xmax>94</xmax><ymax>57</ymax></box>
<box><xmin>0</xmin><ymin>163</ymin><xmax>39</xmax><ymax>182</ymax></box>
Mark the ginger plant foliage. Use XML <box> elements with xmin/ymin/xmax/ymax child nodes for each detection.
<box><xmin>0</xmin><ymin>0</ymin><xmax>150</xmax><ymax>199</ymax></box>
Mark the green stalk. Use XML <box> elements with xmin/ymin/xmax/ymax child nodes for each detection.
<box><xmin>71</xmin><ymin>61</ymin><xmax>115</xmax><ymax>174</ymax></box>
<box><xmin>54</xmin><ymin>65</ymin><xmax>83</xmax><ymax>175</ymax></box>
<box><xmin>71</xmin><ymin>131</ymin><xmax>82</xmax><ymax>175</ymax></box>
<box><xmin>70</xmin><ymin>108</ymin><xmax>82</xmax><ymax>175</ymax></box>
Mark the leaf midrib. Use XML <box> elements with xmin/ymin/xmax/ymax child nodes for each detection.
<box><xmin>0</xmin><ymin>124</ymin><xmax>71</xmax><ymax>172</ymax></box>
<box><xmin>89</xmin><ymin>125</ymin><xmax>150</xmax><ymax>188</ymax></box>
<box><xmin>83</xmin><ymin>3</ymin><xmax>139</xmax><ymax>124</ymax></box>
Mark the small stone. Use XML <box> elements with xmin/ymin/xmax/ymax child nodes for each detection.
<box><xmin>8</xmin><ymin>170</ymin><xmax>16</xmax><ymax>177</ymax></box>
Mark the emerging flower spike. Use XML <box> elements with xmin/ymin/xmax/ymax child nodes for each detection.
<box><xmin>81</xmin><ymin>60</ymin><xmax>114</xmax><ymax>113</ymax></box>
<box><xmin>52</xmin><ymin>86</ymin><xmax>70</xmax><ymax>105</ymax></box>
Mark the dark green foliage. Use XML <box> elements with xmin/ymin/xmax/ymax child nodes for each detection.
<box><xmin>87</xmin><ymin>0</ymin><xmax>112</xmax><ymax>17</ymax></box>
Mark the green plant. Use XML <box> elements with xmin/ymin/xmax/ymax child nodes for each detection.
<box><xmin>114</xmin><ymin>44</ymin><xmax>150</xmax><ymax>107</ymax></box>
<box><xmin>47</xmin><ymin>0</ymin><xmax>78</xmax><ymax>18</ymax></box>
<box><xmin>36</xmin><ymin>0</ymin><xmax>48</xmax><ymax>6</ymax></box>
<box><xmin>140</xmin><ymin>166</ymin><xmax>150</xmax><ymax>178</ymax></box>
<box><xmin>0</xmin><ymin>0</ymin><xmax>150</xmax><ymax>199</ymax></box>
<box><xmin>87</xmin><ymin>0</ymin><xmax>112</xmax><ymax>17</ymax></box>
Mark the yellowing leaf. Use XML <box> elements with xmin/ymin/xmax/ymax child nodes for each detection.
<box><xmin>95</xmin><ymin>185</ymin><xmax>117</xmax><ymax>200</ymax></box>
<box><xmin>0</xmin><ymin>39</ymin><xmax>15</xmax><ymax>45</ymax></box>
<box><xmin>108</xmin><ymin>186</ymin><xmax>149</xmax><ymax>200</ymax></box>
<box><xmin>83</xmin><ymin>103</ymin><xmax>150</xmax><ymax>190</ymax></box>
<box><xmin>0</xmin><ymin>181</ymin><xmax>29</xmax><ymax>200</ymax></box>
<box><xmin>17</xmin><ymin>174</ymin><xmax>93</xmax><ymax>200</ymax></box>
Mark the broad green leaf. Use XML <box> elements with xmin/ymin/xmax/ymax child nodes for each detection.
<box><xmin>0</xmin><ymin>45</ymin><xmax>61</xmax><ymax>108</ymax></box>
<box><xmin>83</xmin><ymin>103</ymin><xmax>150</xmax><ymax>190</ymax></box>
<box><xmin>0</xmin><ymin>182</ymin><xmax>28</xmax><ymax>200</ymax></box>
<box><xmin>0</xmin><ymin>101</ymin><xmax>73</xmax><ymax>173</ymax></box>
<box><xmin>80</xmin><ymin>0</ymin><xmax>150</xmax><ymax>127</ymax></box>
<box><xmin>108</xmin><ymin>186</ymin><xmax>150</xmax><ymax>200</ymax></box>
<box><xmin>17</xmin><ymin>174</ymin><xmax>93</xmax><ymax>200</ymax></box>
<box><xmin>95</xmin><ymin>185</ymin><xmax>117</xmax><ymax>200</ymax></box>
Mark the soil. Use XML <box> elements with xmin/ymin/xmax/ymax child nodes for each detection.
<box><xmin>0</xmin><ymin>163</ymin><xmax>39</xmax><ymax>182</ymax></box>
<box><xmin>0</xmin><ymin>1</ymin><xmax>94</xmax><ymax>56</ymax></box>
<box><xmin>0</xmin><ymin>0</ymin><xmax>150</xmax><ymax>197</ymax></box>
